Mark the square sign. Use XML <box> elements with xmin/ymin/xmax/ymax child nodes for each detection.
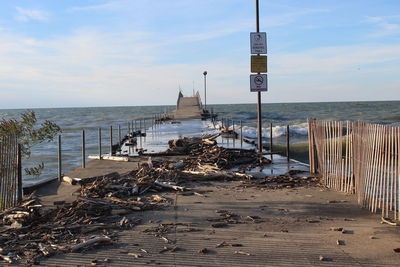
<box><xmin>250</xmin><ymin>74</ymin><xmax>268</xmax><ymax>92</ymax></box>
<box><xmin>250</xmin><ymin>32</ymin><xmax>267</xmax><ymax>54</ymax></box>
<box><xmin>251</xmin><ymin>55</ymin><xmax>268</xmax><ymax>73</ymax></box>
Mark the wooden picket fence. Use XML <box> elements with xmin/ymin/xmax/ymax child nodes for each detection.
<box><xmin>0</xmin><ymin>135</ymin><xmax>22</xmax><ymax>210</ymax></box>
<box><xmin>308</xmin><ymin>118</ymin><xmax>400</xmax><ymax>220</ymax></box>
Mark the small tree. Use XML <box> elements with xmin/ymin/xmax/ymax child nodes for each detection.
<box><xmin>0</xmin><ymin>110</ymin><xmax>61</xmax><ymax>177</ymax></box>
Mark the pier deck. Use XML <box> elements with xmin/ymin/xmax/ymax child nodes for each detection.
<box><xmin>40</xmin><ymin>177</ymin><xmax>400</xmax><ymax>266</ymax></box>
<box><xmin>20</xmin><ymin>119</ymin><xmax>400</xmax><ymax>266</ymax></box>
<box><xmin>34</xmin><ymin>156</ymin><xmax>400</xmax><ymax>267</ymax></box>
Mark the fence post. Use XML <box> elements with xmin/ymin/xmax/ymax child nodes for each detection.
<box><xmin>17</xmin><ymin>143</ymin><xmax>22</xmax><ymax>202</ymax></box>
<box><xmin>110</xmin><ymin>125</ymin><xmax>113</xmax><ymax>156</ymax></box>
<box><xmin>286</xmin><ymin>125</ymin><xmax>290</xmax><ymax>162</ymax></box>
<box><xmin>82</xmin><ymin>130</ymin><xmax>86</xmax><ymax>168</ymax></box>
<box><xmin>58</xmin><ymin>135</ymin><xmax>62</xmax><ymax>181</ymax></box>
<box><xmin>98</xmin><ymin>128</ymin><xmax>102</xmax><ymax>160</ymax></box>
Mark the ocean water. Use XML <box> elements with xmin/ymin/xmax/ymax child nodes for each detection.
<box><xmin>1</xmin><ymin>101</ymin><xmax>399</xmax><ymax>185</ymax></box>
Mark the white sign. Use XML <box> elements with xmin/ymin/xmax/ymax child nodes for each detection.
<box><xmin>250</xmin><ymin>32</ymin><xmax>267</xmax><ymax>54</ymax></box>
<box><xmin>250</xmin><ymin>74</ymin><xmax>268</xmax><ymax>92</ymax></box>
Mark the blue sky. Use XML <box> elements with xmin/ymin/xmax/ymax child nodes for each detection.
<box><xmin>0</xmin><ymin>0</ymin><xmax>399</xmax><ymax>108</ymax></box>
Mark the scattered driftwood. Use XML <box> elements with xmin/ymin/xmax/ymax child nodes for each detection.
<box><xmin>0</xmin><ymin>136</ymin><xmax>316</xmax><ymax>264</ymax></box>
<box><xmin>70</xmin><ymin>237</ymin><xmax>113</xmax><ymax>252</ymax></box>
<box><xmin>381</xmin><ymin>217</ymin><xmax>400</xmax><ymax>226</ymax></box>
<box><xmin>239</xmin><ymin>175</ymin><xmax>319</xmax><ymax>189</ymax></box>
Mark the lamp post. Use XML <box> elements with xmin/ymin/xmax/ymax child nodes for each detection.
<box><xmin>203</xmin><ymin>71</ymin><xmax>207</xmax><ymax>110</ymax></box>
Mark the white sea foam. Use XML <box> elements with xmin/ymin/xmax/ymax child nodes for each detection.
<box><xmin>206</xmin><ymin>122</ymin><xmax>309</xmax><ymax>139</ymax></box>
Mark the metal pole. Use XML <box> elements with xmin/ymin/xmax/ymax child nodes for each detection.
<box><xmin>270</xmin><ymin>122</ymin><xmax>273</xmax><ymax>160</ymax></box>
<box><xmin>128</xmin><ymin>122</ymin><xmax>131</xmax><ymax>134</ymax></box>
<box><xmin>58</xmin><ymin>135</ymin><xmax>62</xmax><ymax>181</ymax></box>
<box><xmin>118</xmin><ymin>125</ymin><xmax>121</xmax><ymax>145</ymax></box>
<box><xmin>98</xmin><ymin>128</ymin><xmax>102</xmax><ymax>160</ymax></box>
<box><xmin>256</xmin><ymin>0</ymin><xmax>262</xmax><ymax>153</ymax></box>
<box><xmin>240</xmin><ymin>120</ymin><xmax>243</xmax><ymax>148</ymax></box>
<box><xmin>110</xmin><ymin>125</ymin><xmax>113</xmax><ymax>156</ymax></box>
<box><xmin>286</xmin><ymin>125</ymin><xmax>290</xmax><ymax>162</ymax></box>
<box><xmin>135</xmin><ymin>120</ymin><xmax>137</xmax><ymax>131</ymax></box>
<box><xmin>82</xmin><ymin>130</ymin><xmax>86</xmax><ymax>168</ymax></box>
<box><xmin>203</xmin><ymin>71</ymin><xmax>207</xmax><ymax>111</ymax></box>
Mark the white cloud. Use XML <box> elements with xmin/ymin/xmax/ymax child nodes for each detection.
<box><xmin>265</xmin><ymin>8</ymin><xmax>331</xmax><ymax>28</ymax></box>
<box><xmin>68</xmin><ymin>1</ymin><xmax>122</xmax><ymax>11</ymax></box>
<box><xmin>15</xmin><ymin>7</ymin><xmax>50</xmax><ymax>22</ymax></box>
<box><xmin>366</xmin><ymin>16</ymin><xmax>400</xmax><ymax>37</ymax></box>
<box><xmin>272</xmin><ymin>44</ymin><xmax>400</xmax><ymax>75</ymax></box>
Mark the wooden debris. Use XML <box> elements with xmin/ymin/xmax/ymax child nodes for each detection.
<box><xmin>381</xmin><ymin>217</ymin><xmax>400</xmax><ymax>226</ymax></box>
<box><xmin>128</xmin><ymin>253</ymin><xmax>142</xmax><ymax>258</ymax></box>
<box><xmin>234</xmin><ymin>250</ymin><xmax>251</xmax><ymax>256</ymax></box>
<box><xmin>70</xmin><ymin>237</ymin><xmax>113</xmax><ymax>252</ymax></box>
<box><xmin>0</xmin><ymin>254</ymin><xmax>12</xmax><ymax>264</ymax></box>
<box><xmin>0</xmin><ymin>135</ymin><xmax>318</xmax><ymax>264</ymax></box>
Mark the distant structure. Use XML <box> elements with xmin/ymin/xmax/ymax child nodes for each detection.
<box><xmin>172</xmin><ymin>90</ymin><xmax>212</xmax><ymax>119</ymax></box>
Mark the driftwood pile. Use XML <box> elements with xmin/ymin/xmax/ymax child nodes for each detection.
<box><xmin>167</xmin><ymin>134</ymin><xmax>268</xmax><ymax>170</ymax></box>
<box><xmin>0</xmin><ymin>169</ymin><xmax>180</xmax><ymax>264</ymax></box>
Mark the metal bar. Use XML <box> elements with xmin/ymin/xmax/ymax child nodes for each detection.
<box><xmin>240</xmin><ymin>120</ymin><xmax>243</xmax><ymax>148</ymax></box>
<box><xmin>256</xmin><ymin>0</ymin><xmax>262</xmax><ymax>153</ymax></box>
<box><xmin>58</xmin><ymin>134</ymin><xmax>62</xmax><ymax>181</ymax></box>
<box><xmin>110</xmin><ymin>125</ymin><xmax>113</xmax><ymax>156</ymax></box>
<box><xmin>98</xmin><ymin>128</ymin><xmax>102</xmax><ymax>160</ymax></box>
<box><xmin>82</xmin><ymin>130</ymin><xmax>86</xmax><ymax>168</ymax></box>
<box><xmin>270</xmin><ymin>123</ymin><xmax>273</xmax><ymax>160</ymax></box>
<box><xmin>204</xmin><ymin>73</ymin><xmax>207</xmax><ymax>110</ymax></box>
<box><xmin>118</xmin><ymin>125</ymin><xmax>121</xmax><ymax>145</ymax></box>
<box><xmin>286</xmin><ymin>125</ymin><xmax>290</xmax><ymax>162</ymax></box>
<box><xmin>128</xmin><ymin>122</ymin><xmax>131</xmax><ymax>134</ymax></box>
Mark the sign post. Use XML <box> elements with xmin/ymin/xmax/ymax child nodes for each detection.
<box><xmin>251</xmin><ymin>0</ymin><xmax>267</xmax><ymax>153</ymax></box>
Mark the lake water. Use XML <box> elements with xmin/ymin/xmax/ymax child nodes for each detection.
<box><xmin>1</xmin><ymin>101</ymin><xmax>399</xmax><ymax>185</ymax></box>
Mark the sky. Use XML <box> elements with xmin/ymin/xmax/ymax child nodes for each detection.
<box><xmin>0</xmin><ymin>0</ymin><xmax>399</xmax><ymax>108</ymax></box>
